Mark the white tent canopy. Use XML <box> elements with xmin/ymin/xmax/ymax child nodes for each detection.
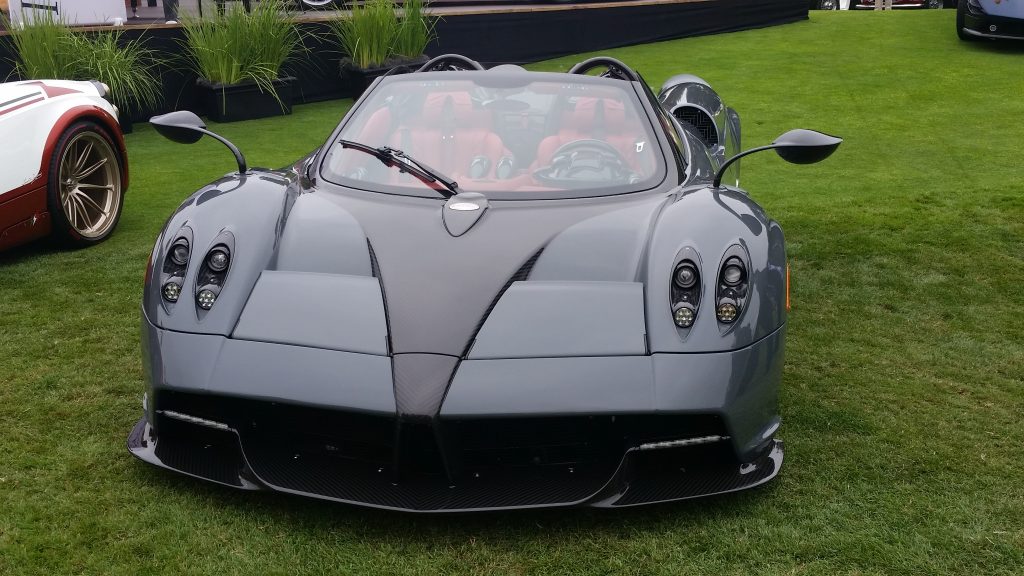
<box><xmin>9</xmin><ymin>0</ymin><xmax>128</xmax><ymax>25</ymax></box>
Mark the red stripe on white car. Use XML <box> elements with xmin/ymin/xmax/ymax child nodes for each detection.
<box><xmin>23</xmin><ymin>81</ymin><xmax>83</xmax><ymax>99</ymax></box>
<box><xmin>0</xmin><ymin>96</ymin><xmax>46</xmax><ymax>117</ymax></box>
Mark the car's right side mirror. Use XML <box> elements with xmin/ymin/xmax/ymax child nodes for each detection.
<box><xmin>150</xmin><ymin>111</ymin><xmax>249</xmax><ymax>174</ymax></box>
<box><xmin>713</xmin><ymin>129</ymin><xmax>842</xmax><ymax>188</ymax></box>
<box><xmin>771</xmin><ymin>129</ymin><xmax>844</xmax><ymax>165</ymax></box>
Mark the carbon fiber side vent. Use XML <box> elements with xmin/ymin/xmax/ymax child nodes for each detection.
<box><xmin>465</xmin><ymin>246</ymin><xmax>546</xmax><ymax>356</ymax></box>
<box><xmin>674</xmin><ymin>106</ymin><xmax>719</xmax><ymax>148</ymax></box>
<box><xmin>367</xmin><ymin>238</ymin><xmax>380</xmax><ymax>278</ymax></box>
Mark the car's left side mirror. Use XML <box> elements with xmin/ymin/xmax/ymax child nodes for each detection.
<box><xmin>150</xmin><ymin>111</ymin><xmax>248</xmax><ymax>173</ymax></box>
<box><xmin>713</xmin><ymin>129</ymin><xmax>842</xmax><ymax>188</ymax></box>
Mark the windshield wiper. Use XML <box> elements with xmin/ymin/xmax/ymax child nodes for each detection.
<box><xmin>337</xmin><ymin>139</ymin><xmax>460</xmax><ymax>198</ymax></box>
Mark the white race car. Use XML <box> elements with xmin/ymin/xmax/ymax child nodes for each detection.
<box><xmin>0</xmin><ymin>79</ymin><xmax>127</xmax><ymax>252</ymax></box>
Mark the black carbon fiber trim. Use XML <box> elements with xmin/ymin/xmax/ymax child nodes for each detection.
<box><xmin>674</xmin><ymin>106</ymin><xmax>718</xmax><ymax>148</ymax></box>
<box><xmin>367</xmin><ymin>239</ymin><xmax>380</xmax><ymax>278</ymax></box>
<box><xmin>392</xmin><ymin>354</ymin><xmax>460</xmax><ymax>417</ymax></box>
<box><xmin>451</xmin><ymin>414</ymin><xmax>728</xmax><ymax>467</ymax></box>
<box><xmin>156</xmin><ymin>390</ymin><xmax>395</xmax><ymax>465</ymax></box>
<box><xmin>151</xmin><ymin>419</ymin><xmax>245</xmax><ymax>487</ymax></box>
<box><xmin>611</xmin><ymin>440</ymin><xmax>782</xmax><ymax>506</ymax></box>
<box><xmin>465</xmin><ymin>246</ymin><xmax>545</xmax><ymax>356</ymax></box>
<box><xmin>128</xmin><ymin>417</ymin><xmax>147</xmax><ymax>448</ymax></box>
<box><xmin>243</xmin><ymin>441</ymin><xmax>609</xmax><ymax>511</ymax></box>
<box><xmin>129</xmin><ymin>397</ymin><xmax>783</xmax><ymax>511</ymax></box>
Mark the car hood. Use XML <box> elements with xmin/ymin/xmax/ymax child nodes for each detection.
<box><xmin>145</xmin><ymin>170</ymin><xmax>787</xmax><ymax>418</ymax></box>
<box><xmin>144</xmin><ymin>174</ymin><xmax>670</xmax><ymax>418</ymax></box>
<box><xmin>315</xmin><ymin>186</ymin><xmax>668</xmax><ymax>357</ymax></box>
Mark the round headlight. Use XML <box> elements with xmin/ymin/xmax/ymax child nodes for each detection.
<box><xmin>674</xmin><ymin>262</ymin><xmax>698</xmax><ymax>289</ymax></box>
<box><xmin>170</xmin><ymin>241</ymin><xmax>190</xmax><ymax>266</ymax></box>
<box><xmin>207</xmin><ymin>248</ymin><xmax>229</xmax><ymax>272</ymax></box>
<box><xmin>197</xmin><ymin>289</ymin><xmax>217</xmax><ymax>310</ymax></box>
<box><xmin>673</xmin><ymin>305</ymin><xmax>695</xmax><ymax>328</ymax></box>
<box><xmin>716</xmin><ymin>302</ymin><xmax>738</xmax><ymax>323</ymax></box>
<box><xmin>162</xmin><ymin>281</ymin><xmax>181</xmax><ymax>302</ymax></box>
<box><xmin>722</xmin><ymin>259</ymin><xmax>744</xmax><ymax>286</ymax></box>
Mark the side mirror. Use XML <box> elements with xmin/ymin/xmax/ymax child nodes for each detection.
<box><xmin>150</xmin><ymin>110</ymin><xmax>206</xmax><ymax>144</ymax></box>
<box><xmin>713</xmin><ymin>129</ymin><xmax>842</xmax><ymax>188</ymax></box>
<box><xmin>150</xmin><ymin>111</ymin><xmax>248</xmax><ymax>173</ymax></box>
<box><xmin>771</xmin><ymin>129</ymin><xmax>843</xmax><ymax>165</ymax></box>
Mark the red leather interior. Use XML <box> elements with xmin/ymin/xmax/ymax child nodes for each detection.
<box><xmin>337</xmin><ymin>90</ymin><xmax>658</xmax><ymax>191</ymax></box>
<box><xmin>533</xmin><ymin>97</ymin><xmax>652</xmax><ymax>173</ymax></box>
<box><xmin>389</xmin><ymin>92</ymin><xmax>507</xmax><ymax>180</ymax></box>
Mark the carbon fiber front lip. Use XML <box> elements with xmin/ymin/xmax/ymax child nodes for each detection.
<box><xmin>128</xmin><ymin>418</ymin><xmax>783</xmax><ymax>512</ymax></box>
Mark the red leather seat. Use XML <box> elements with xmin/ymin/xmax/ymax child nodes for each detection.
<box><xmin>389</xmin><ymin>92</ymin><xmax>508</xmax><ymax>180</ymax></box>
<box><xmin>332</xmin><ymin>107</ymin><xmax>395</xmax><ymax>176</ymax></box>
<box><xmin>534</xmin><ymin>97</ymin><xmax>652</xmax><ymax>175</ymax></box>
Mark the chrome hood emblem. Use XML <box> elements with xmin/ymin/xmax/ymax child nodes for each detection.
<box><xmin>442</xmin><ymin>192</ymin><xmax>489</xmax><ymax>237</ymax></box>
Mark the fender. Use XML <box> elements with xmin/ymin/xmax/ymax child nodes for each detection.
<box><xmin>143</xmin><ymin>171</ymin><xmax>300</xmax><ymax>335</ymax></box>
<box><xmin>1</xmin><ymin>80</ymin><xmax>125</xmax><ymax>199</ymax></box>
<box><xmin>45</xmin><ymin>105</ymin><xmax>129</xmax><ymax>191</ymax></box>
<box><xmin>0</xmin><ymin>105</ymin><xmax>125</xmax><ymax>250</ymax></box>
<box><xmin>645</xmin><ymin>185</ymin><xmax>786</xmax><ymax>354</ymax></box>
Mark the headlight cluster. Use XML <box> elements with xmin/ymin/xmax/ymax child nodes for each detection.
<box><xmin>669</xmin><ymin>245</ymin><xmax>750</xmax><ymax>333</ymax></box>
<box><xmin>158</xmin><ymin>228</ymin><xmax>234</xmax><ymax>313</ymax></box>
<box><xmin>715</xmin><ymin>249</ymin><xmax>749</xmax><ymax>325</ymax></box>
<box><xmin>670</xmin><ymin>260</ymin><xmax>701</xmax><ymax>329</ymax></box>
<box><xmin>160</xmin><ymin>229</ymin><xmax>192</xmax><ymax>306</ymax></box>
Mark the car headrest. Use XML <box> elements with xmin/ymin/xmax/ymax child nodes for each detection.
<box><xmin>422</xmin><ymin>92</ymin><xmax>474</xmax><ymax>130</ymax></box>
<box><xmin>567</xmin><ymin>97</ymin><xmax>628</xmax><ymax>135</ymax></box>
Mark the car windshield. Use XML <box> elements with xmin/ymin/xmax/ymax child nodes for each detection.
<box><xmin>320</xmin><ymin>74</ymin><xmax>667</xmax><ymax>199</ymax></box>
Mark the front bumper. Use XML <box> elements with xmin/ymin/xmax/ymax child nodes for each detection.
<box><xmin>129</xmin><ymin>417</ymin><xmax>783</xmax><ymax>512</ymax></box>
<box><xmin>962</xmin><ymin>12</ymin><xmax>1024</xmax><ymax>39</ymax></box>
<box><xmin>131</xmin><ymin>318</ymin><xmax>785</xmax><ymax>511</ymax></box>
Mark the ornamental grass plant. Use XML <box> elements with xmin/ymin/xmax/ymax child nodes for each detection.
<box><xmin>2</xmin><ymin>11</ymin><xmax>162</xmax><ymax>114</ymax></box>
<box><xmin>79</xmin><ymin>31</ymin><xmax>163</xmax><ymax>113</ymax></box>
<box><xmin>180</xmin><ymin>0</ymin><xmax>304</xmax><ymax>98</ymax></box>
<box><xmin>330</xmin><ymin>0</ymin><xmax>399</xmax><ymax>69</ymax></box>
<box><xmin>2</xmin><ymin>10</ymin><xmax>81</xmax><ymax>80</ymax></box>
<box><xmin>393</xmin><ymin>0</ymin><xmax>436</xmax><ymax>59</ymax></box>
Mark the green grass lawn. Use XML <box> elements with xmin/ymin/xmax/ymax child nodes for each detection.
<box><xmin>2</xmin><ymin>9</ymin><xmax>1023</xmax><ymax>575</ymax></box>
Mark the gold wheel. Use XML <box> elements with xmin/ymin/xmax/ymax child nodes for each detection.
<box><xmin>57</xmin><ymin>130</ymin><xmax>122</xmax><ymax>240</ymax></box>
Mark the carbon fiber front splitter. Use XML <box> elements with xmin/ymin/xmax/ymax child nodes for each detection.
<box><xmin>128</xmin><ymin>418</ymin><xmax>783</xmax><ymax>512</ymax></box>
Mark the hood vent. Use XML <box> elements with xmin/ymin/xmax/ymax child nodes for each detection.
<box><xmin>464</xmin><ymin>246</ymin><xmax>546</xmax><ymax>356</ymax></box>
<box><xmin>367</xmin><ymin>238</ymin><xmax>380</xmax><ymax>278</ymax></box>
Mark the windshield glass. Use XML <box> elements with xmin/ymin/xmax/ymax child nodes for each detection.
<box><xmin>320</xmin><ymin>75</ymin><xmax>666</xmax><ymax>199</ymax></box>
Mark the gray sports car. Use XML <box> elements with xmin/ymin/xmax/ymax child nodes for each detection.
<box><xmin>129</xmin><ymin>55</ymin><xmax>841</xmax><ymax>512</ymax></box>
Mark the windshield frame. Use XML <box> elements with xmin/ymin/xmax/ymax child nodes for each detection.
<box><xmin>316</xmin><ymin>71</ymin><xmax>676</xmax><ymax>201</ymax></box>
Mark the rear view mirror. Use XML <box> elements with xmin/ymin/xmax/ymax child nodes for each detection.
<box><xmin>713</xmin><ymin>129</ymin><xmax>843</xmax><ymax>188</ymax></box>
<box><xmin>150</xmin><ymin>111</ymin><xmax>207</xmax><ymax>144</ymax></box>
<box><xmin>150</xmin><ymin>111</ymin><xmax>248</xmax><ymax>173</ymax></box>
<box><xmin>772</xmin><ymin>129</ymin><xmax>843</xmax><ymax>165</ymax></box>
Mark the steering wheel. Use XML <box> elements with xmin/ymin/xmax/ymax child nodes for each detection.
<box><xmin>566</xmin><ymin>57</ymin><xmax>641</xmax><ymax>82</ymax></box>
<box><xmin>533</xmin><ymin>139</ymin><xmax>635</xmax><ymax>186</ymax></box>
<box><xmin>417</xmin><ymin>54</ymin><xmax>486</xmax><ymax>72</ymax></box>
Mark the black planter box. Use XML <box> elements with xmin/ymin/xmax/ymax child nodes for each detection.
<box><xmin>197</xmin><ymin>76</ymin><xmax>296</xmax><ymax>123</ymax></box>
<box><xmin>339</xmin><ymin>55</ymin><xmax>429</xmax><ymax>100</ymax></box>
<box><xmin>118</xmin><ymin>115</ymin><xmax>134</xmax><ymax>135</ymax></box>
